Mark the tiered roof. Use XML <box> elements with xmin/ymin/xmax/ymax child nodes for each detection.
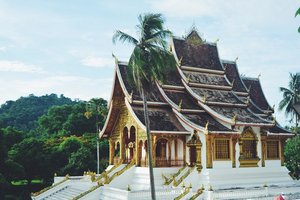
<box><xmin>100</xmin><ymin>30</ymin><xmax>291</xmax><ymax>138</ymax></box>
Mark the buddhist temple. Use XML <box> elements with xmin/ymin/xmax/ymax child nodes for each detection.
<box><xmin>100</xmin><ymin>29</ymin><xmax>293</xmax><ymax>171</ymax></box>
<box><xmin>32</xmin><ymin>29</ymin><xmax>299</xmax><ymax>200</ymax></box>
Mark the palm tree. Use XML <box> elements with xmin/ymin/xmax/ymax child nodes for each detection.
<box><xmin>84</xmin><ymin>98</ymin><xmax>107</xmax><ymax>174</ymax></box>
<box><xmin>112</xmin><ymin>13</ymin><xmax>176</xmax><ymax>200</ymax></box>
<box><xmin>279</xmin><ymin>73</ymin><xmax>300</xmax><ymax>127</ymax></box>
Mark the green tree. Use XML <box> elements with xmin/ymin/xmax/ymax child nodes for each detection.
<box><xmin>113</xmin><ymin>13</ymin><xmax>176</xmax><ymax>200</ymax></box>
<box><xmin>0</xmin><ymin>94</ymin><xmax>75</xmax><ymax>131</ymax></box>
<box><xmin>285</xmin><ymin>135</ymin><xmax>300</xmax><ymax>179</ymax></box>
<box><xmin>279</xmin><ymin>73</ymin><xmax>300</xmax><ymax>127</ymax></box>
<box><xmin>8</xmin><ymin>138</ymin><xmax>50</xmax><ymax>184</ymax></box>
<box><xmin>85</xmin><ymin>98</ymin><xmax>108</xmax><ymax>174</ymax></box>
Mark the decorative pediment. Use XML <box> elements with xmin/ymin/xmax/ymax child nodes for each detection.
<box><xmin>186</xmin><ymin>29</ymin><xmax>203</xmax><ymax>46</ymax></box>
<box><xmin>241</xmin><ymin>127</ymin><xmax>257</xmax><ymax>140</ymax></box>
<box><xmin>187</xmin><ymin>130</ymin><xmax>201</xmax><ymax>145</ymax></box>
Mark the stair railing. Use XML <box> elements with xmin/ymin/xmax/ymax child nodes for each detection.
<box><xmin>173</xmin><ymin>166</ymin><xmax>195</xmax><ymax>187</ymax></box>
<box><xmin>105</xmin><ymin>158</ymin><xmax>135</xmax><ymax>184</ymax></box>
<box><xmin>174</xmin><ymin>186</ymin><xmax>190</xmax><ymax>200</ymax></box>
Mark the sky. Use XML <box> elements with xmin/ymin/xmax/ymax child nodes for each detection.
<box><xmin>0</xmin><ymin>0</ymin><xmax>299</xmax><ymax>125</ymax></box>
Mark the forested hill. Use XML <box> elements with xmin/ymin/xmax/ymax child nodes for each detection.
<box><xmin>0</xmin><ymin>94</ymin><xmax>76</xmax><ymax>131</ymax></box>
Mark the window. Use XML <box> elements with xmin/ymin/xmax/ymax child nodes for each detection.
<box><xmin>243</xmin><ymin>140</ymin><xmax>257</xmax><ymax>159</ymax></box>
<box><xmin>215</xmin><ymin>139</ymin><xmax>230</xmax><ymax>160</ymax></box>
<box><xmin>267</xmin><ymin>141</ymin><xmax>279</xmax><ymax>159</ymax></box>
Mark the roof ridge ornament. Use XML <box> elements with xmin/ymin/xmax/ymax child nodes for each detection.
<box><xmin>178</xmin><ymin>99</ymin><xmax>183</xmax><ymax>111</ymax></box>
<box><xmin>235</xmin><ymin>57</ymin><xmax>239</xmax><ymax>62</ymax></box>
<box><xmin>258</xmin><ymin>73</ymin><xmax>261</xmax><ymax>79</ymax></box>
<box><xmin>214</xmin><ymin>38</ymin><xmax>219</xmax><ymax>44</ymax></box>
<box><xmin>178</xmin><ymin>57</ymin><xmax>183</xmax><ymax>67</ymax></box>
<box><xmin>232</xmin><ymin>114</ymin><xmax>237</xmax><ymax>124</ymax></box>
<box><xmin>205</xmin><ymin>121</ymin><xmax>209</xmax><ymax>131</ymax></box>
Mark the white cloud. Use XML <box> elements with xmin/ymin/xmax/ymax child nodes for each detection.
<box><xmin>0</xmin><ymin>60</ymin><xmax>45</xmax><ymax>73</ymax></box>
<box><xmin>81</xmin><ymin>56</ymin><xmax>114</xmax><ymax>68</ymax></box>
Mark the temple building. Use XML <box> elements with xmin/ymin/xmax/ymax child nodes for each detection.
<box><xmin>100</xmin><ymin>29</ymin><xmax>293</xmax><ymax>172</ymax></box>
<box><xmin>32</xmin><ymin>29</ymin><xmax>299</xmax><ymax>200</ymax></box>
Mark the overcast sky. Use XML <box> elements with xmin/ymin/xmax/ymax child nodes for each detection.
<box><xmin>0</xmin><ymin>0</ymin><xmax>299</xmax><ymax>125</ymax></box>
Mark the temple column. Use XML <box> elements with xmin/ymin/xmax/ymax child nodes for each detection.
<box><xmin>206</xmin><ymin>134</ymin><xmax>213</xmax><ymax>168</ymax></box>
<box><xmin>152</xmin><ymin>136</ymin><xmax>156</xmax><ymax>167</ymax></box>
<box><xmin>261</xmin><ymin>136</ymin><xmax>267</xmax><ymax>167</ymax></box>
<box><xmin>109</xmin><ymin>140</ymin><xmax>115</xmax><ymax>165</ymax></box>
<box><xmin>231</xmin><ymin>137</ymin><xmax>237</xmax><ymax>168</ymax></box>
<box><xmin>168</xmin><ymin>140</ymin><xmax>172</xmax><ymax>167</ymax></box>
<box><xmin>279</xmin><ymin>138</ymin><xmax>285</xmax><ymax>166</ymax></box>
<box><xmin>120</xmin><ymin>135</ymin><xmax>125</xmax><ymax>162</ymax></box>
<box><xmin>196</xmin><ymin>143</ymin><xmax>202</xmax><ymax>172</ymax></box>
<box><xmin>183</xmin><ymin>143</ymin><xmax>186</xmax><ymax>165</ymax></box>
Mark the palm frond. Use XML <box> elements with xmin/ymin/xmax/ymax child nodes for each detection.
<box><xmin>296</xmin><ymin>7</ymin><xmax>300</xmax><ymax>17</ymax></box>
<box><xmin>112</xmin><ymin>30</ymin><xmax>138</xmax><ymax>45</ymax></box>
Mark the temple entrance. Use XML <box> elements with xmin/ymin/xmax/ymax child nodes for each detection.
<box><xmin>239</xmin><ymin>127</ymin><xmax>260</xmax><ymax>167</ymax></box>
<box><xmin>113</xmin><ymin>142</ymin><xmax>120</xmax><ymax>164</ymax></box>
<box><xmin>125</xmin><ymin>126</ymin><xmax>136</xmax><ymax>163</ymax></box>
<box><xmin>189</xmin><ymin>146</ymin><xmax>196</xmax><ymax>166</ymax></box>
<box><xmin>187</xmin><ymin>132</ymin><xmax>202</xmax><ymax>171</ymax></box>
<box><xmin>155</xmin><ymin>138</ymin><xmax>169</xmax><ymax>167</ymax></box>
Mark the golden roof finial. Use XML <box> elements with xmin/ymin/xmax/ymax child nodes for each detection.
<box><xmin>232</xmin><ymin>114</ymin><xmax>237</xmax><ymax>124</ymax></box>
<box><xmin>272</xmin><ymin>116</ymin><xmax>276</xmax><ymax>124</ymax></box>
<box><xmin>130</xmin><ymin>91</ymin><xmax>133</xmax><ymax>99</ymax></box>
<box><xmin>231</xmin><ymin>79</ymin><xmax>235</xmax><ymax>87</ymax></box>
<box><xmin>187</xmin><ymin>74</ymin><xmax>191</xmax><ymax>83</ymax></box>
<box><xmin>178</xmin><ymin>57</ymin><xmax>183</xmax><ymax>66</ymax></box>
<box><xmin>204</xmin><ymin>121</ymin><xmax>209</xmax><ymax>132</ymax></box>
<box><xmin>272</xmin><ymin>104</ymin><xmax>275</xmax><ymax>111</ymax></box>
<box><xmin>235</xmin><ymin>57</ymin><xmax>239</xmax><ymax>62</ymax></box>
<box><xmin>203</xmin><ymin>93</ymin><xmax>207</xmax><ymax>103</ymax></box>
<box><xmin>178</xmin><ymin>99</ymin><xmax>183</xmax><ymax>111</ymax></box>
<box><xmin>246</xmin><ymin>96</ymin><xmax>250</xmax><ymax>105</ymax></box>
<box><xmin>258</xmin><ymin>73</ymin><xmax>261</xmax><ymax>79</ymax></box>
<box><xmin>169</xmin><ymin>43</ymin><xmax>173</xmax><ymax>51</ymax></box>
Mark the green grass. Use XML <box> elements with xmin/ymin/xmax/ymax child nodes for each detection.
<box><xmin>11</xmin><ymin>179</ymin><xmax>43</xmax><ymax>185</ymax></box>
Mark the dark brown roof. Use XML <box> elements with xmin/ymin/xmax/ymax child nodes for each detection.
<box><xmin>183</xmin><ymin>70</ymin><xmax>231</xmax><ymax>87</ymax></box>
<box><xmin>223</xmin><ymin>61</ymin><xmax>248</xmax><ymax>93</ymax></box>
<box><xmin>118</xmin><ymin>64</ymin><xmax>164</xmax><ymax>102</ymax></box>
<box><xmin>242</xmin><ymin>77</ymin><xmax>272</xmax><ymax>111</ymax></box>
<box><xmin>209</xmin><ymin>105</ymin><xmax>270</xmax><ymax>124</ymax></box>
<box><xmin>173</xmin><ymin>38</ymin><xmax>224</xmax><ymax>71</ymax></box>
<box><xmin>164</xmin><ymin>90</ymin><xmax>199</xmax><ymax>110</ymax></box>
<box><xmin>268</xmin><ymin>123</ymin><xmax>291</xmax><ymax>134</ymax></box>
<box><xmin>191</xmin><ymin>87</ymin><xmax>244</xmax><ymax>104</ymax></box>
<box><xmin>184</xmin><ymin>112</ymin><xmax>232</xmax><ymax>132</ymax></box>
<box><xmin>132</xmin><ymin>105</ymin><xmax>186</xmax><ymax>132</ymax></box>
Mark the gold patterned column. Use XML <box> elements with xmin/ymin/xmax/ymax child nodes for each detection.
<box><xmin>168</xmin><ymin>140</ymin><xmax>172</xmax><ymax>166</ymax></box>
<box><xmin>261</xmin><ymin>136</ymin><xmax>266</xmax><ymax>167</ymax></box>
<box><xmin>183</xmin><ymin>143</ymin><xmax>186</xmax><ymax>165</ymax></box>
<box><xmin>109</xmin><ymin>140</ymin><xmax>114</xmax><ymax>165</ymax></box>
<box><xmin>152</xmin><ymin>135</ymin><xmax>156</xmax><ymax>167</ymax></box>
<box><xmin>206</xmin><ymin>134</ymin><xmax>213</xmax><ymax>168</ymax></box>
<box><xmin>120</xmin><ymin>133</ymin><xmax>125</xmax><ymax>162</ymax></box>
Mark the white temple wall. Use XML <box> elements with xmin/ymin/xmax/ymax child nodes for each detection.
<box><xmin>236</xmin><ymin>141</ymin><xmax>240</xmax><ymax>167</ymax></box>
<box><xmin>177</xmin><ymin>139</ymin><xmax>184</xmax><ymax>160</ymax></box>
<box><xmin>265</xmin><ymin>160</ymin><xmax>281</xmax><ymax>167</ymax></box>
<box><xmin>213</xmin><ymin>161</ymin><xmax>232</xmax><ymax>169</ymax></box>
<box><xmin>199</xmin><ymin>131</ymin><xmax>207</xmax><ymax>169</ymax></box>
<box><xmin>171</xmin><ymin>140</ymin><xmax>175</xmax><ymax>160</ymax></box>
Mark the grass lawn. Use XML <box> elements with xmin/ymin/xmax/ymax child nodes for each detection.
<box><xmin>11</xmin><ymin>179</ymin><xmax>43</xmax><ymax>186</ymax></box>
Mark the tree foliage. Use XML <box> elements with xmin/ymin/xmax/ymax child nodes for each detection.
<box><xmin>279</xmin><ymin>73</ymin><xmax>300</xmax><ymax>126</ymax></box>
<box><xmin>285</xmin><ymin>135</ymin><xmax>300</xmax><ymax>179</ymax></box>
<box><xmin>0</xmin><ymin>94</ymin><xmax>109</xmax><ymax>198</ymax></box>
<box><xmin>0</xmin><ymin>94</ymin><xmax>75</xmax><ymax>131</ymax></box>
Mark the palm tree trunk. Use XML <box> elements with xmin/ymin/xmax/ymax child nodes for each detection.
<box><xmin>141</xmin><ymin>88</ymin><xmax>156</xmax><ymax>200</ymax></box>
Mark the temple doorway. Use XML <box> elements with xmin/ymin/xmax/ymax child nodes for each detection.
<box><xmin>189</xmin><ymin>146</ymin><xmax>196</xmax><ymax>166</ymax></box>
<box><xmin>155</xmin><ymin>138</ymin><xmax>169</xmax><ymax>167</ymax></box>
